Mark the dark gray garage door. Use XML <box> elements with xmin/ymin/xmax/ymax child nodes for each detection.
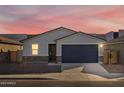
<box><xmin>62</xmin><ymin>45</ymin><xmax>98</xmax><ymax>63</ymax></box>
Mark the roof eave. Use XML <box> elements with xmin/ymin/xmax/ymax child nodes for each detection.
<box><xmin>104</xmin><ymin>41</ymin><xmax>124</xmax><ymax>45</ymax></box>
<box><xmin>0</xmin><ymin>42</ymin><xmax>23</xmax><ymax>46</ymax></box>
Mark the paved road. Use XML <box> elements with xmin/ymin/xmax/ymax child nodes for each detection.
<box><xmin>0</xmin><ymin>79</ymin><xmax>124</xmax><ymax>87</ymax></box>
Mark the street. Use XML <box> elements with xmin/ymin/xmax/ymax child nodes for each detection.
<box><xmin>0</xmin><ymin>79</ymin><xmax>124</xmax><ymax>87</ymax></box>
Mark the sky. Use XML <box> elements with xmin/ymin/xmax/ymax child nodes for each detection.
<box><xmin>0</xmin><ymin>5</ymin><xmax>124</xmax><ymax>34</ymax></box>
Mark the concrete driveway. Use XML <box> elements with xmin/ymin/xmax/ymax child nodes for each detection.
<box><xmin>83</xmin><ymin>63</ymin><xmax>124</xmax><ymax>78</ymax></box>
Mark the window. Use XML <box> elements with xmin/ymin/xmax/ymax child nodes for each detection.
<box><xmin>114</xmin><ymin>32</ymin><xmax>119</xmax><ymax>39</ymax></box>
<box><xmin>32</xmin><ymin>44</ymin><xmax>39</xmax><ymax>55</ymax></box>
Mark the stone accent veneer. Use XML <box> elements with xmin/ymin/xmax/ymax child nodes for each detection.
<box><xmin>23</xmin><ymin>56</ymin><xmax>49</xmax><ymax>63</ymax></box>
<box><xmin>56</xmin><ymin>56</ymin><xmax>62</xmax><ymax>62</ymax></box>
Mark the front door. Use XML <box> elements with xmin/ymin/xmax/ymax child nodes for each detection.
<box><xmin>48</xmin><ymin>44</ymin><xmax>56</xmax><ymax>62</ymax></box>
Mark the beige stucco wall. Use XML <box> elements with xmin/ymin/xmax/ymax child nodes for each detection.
<box><xmin>56</xmin><ymin>33</ymin><xmax>105</xmax><ymax>59</ymax></box>
<box><xmin>0</xmin><ymin>44</ymin><xmax>22</xmax><ymax>52</ymax></box>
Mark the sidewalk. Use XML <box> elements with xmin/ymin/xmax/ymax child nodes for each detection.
<box><xmin>0</xmin><ymin>67</ymin><xmax>117</xmax><ymax>81</ymax></box>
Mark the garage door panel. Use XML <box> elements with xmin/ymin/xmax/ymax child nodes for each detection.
<box><xmin>62</xmin><ymin>45</ymin><xmax>98</xmax><ymax>63</ymax></box>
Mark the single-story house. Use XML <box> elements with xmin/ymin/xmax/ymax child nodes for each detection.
<box><xmin>21</xmin><ymin>27</ymin><xmax>105</xmax><ymax>65</ymax></box>
<box><xmin>0</xmin><ymin>36</ymin><xmax>23</xmax><ymax>63</ymax></box>
<box><xmin>103</xmin><ymin>35</ymin><xmax>124</xmax><ymax>64</ymax></box>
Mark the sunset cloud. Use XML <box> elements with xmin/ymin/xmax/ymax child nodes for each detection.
<box><xmin>0</xmin><ymin>5</ymin><xmax>124</xmax><ymax>34</ymax></box>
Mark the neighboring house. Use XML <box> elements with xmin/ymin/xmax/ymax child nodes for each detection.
<box><xmin>0</xmin><ymin>34</ymin><xmax>28</xmax><ymax>41</ymax></box>
<box><xmin>0</xmin><ymin>36</ymin><xmax>23</xmax><ymax>63</ymax></box>
<box><xmin>105</xmin><ymin>29</ymin><xmax>124</xmax><ymax>41</ymax></box>
<box><xmin>104</xmin><ymin>35</ymin><xmax>124</xmax><ymax>64</ymax></box>
<box><xmin>105</xmin><ymin>31</ymin><xmax>119</xmax><ymax>41</ymax></box>
<box><xmin>21</xmin><ymin>27</ymin><xmax>105</xmax><ymax>64</ymax></box>
<box><xmin>118</xmin><ymin>29</ymin><xmax>124</xmax><ymax>37</ymax></box>
<box><xmin>0</xmin><ymin>36</ymin><xmax>22</xmax><ymax>52</ymax></box>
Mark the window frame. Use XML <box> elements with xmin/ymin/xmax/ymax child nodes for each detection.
<box><xmin>32</xmin><ymin>44</ymin><xmax>39</xmax><ymax>55</ymax></box>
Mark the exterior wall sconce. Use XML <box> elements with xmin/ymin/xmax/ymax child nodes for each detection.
<box><xmin>99</xmin><ymin>44</ymin><xmax>103</xmax><ymax>48</ymax></box>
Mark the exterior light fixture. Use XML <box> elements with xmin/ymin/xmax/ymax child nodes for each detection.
<box><xmin>99</xmin><ymin>44</ymin><xmax>103</xmax><ymax>48</ymax></box>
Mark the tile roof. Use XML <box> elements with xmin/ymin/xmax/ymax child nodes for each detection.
<box><xmin>0</xmin><ymin>34</ymin><xmax>28</xmax><ymax>41</ymax></box>
<box><xmin>106</xmin><ymin>35</ymin><xmax>124</xmax><ymax>43</ymax></box>
<box><xmin>91</xmin><ymin>34</ymin><xmax>106</xmax><ymax>40</ymax></box>
<box><xmin>21</xmin><ymin>27</ymin><xmax>106</xmax><ymax>42</ymax></box>
<box><xmin>21</xmin><ymin>27</ymin><xmax>77</xmax><ymax>42</ymax></box>
<box><xmin>0</xmin><ymin>36</ymin><xmax>22</xmax><ymax>45</ymax></box>
<box><xmin>55</xmin><ymin>32</ymin><xmax>106</xmax><ymax>41</ymax></box>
